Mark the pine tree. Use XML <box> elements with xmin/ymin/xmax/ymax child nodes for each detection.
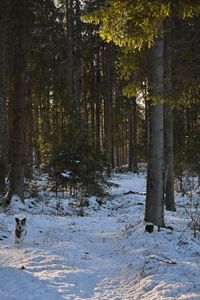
<box><xmin>0</xmin><ymin>1</ymin><xmax>8</xmax><ymax>192</ymax></box>
<box><xmin>8</xmin><ymin>0</ymin><xmax>33</xmax><ymax>203</ymax></box>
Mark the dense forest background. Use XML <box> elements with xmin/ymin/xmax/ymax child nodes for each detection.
<box><xmin>0</xmin><ymin>0</ymin><xmax>199</xmax><ymax>227</ymax></box>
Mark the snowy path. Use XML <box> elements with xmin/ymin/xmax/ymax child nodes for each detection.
<box><xmin>0</xmin><ymin>211</ymin><xmax>136</xmax><ymax>299</ymax></box>
<box><xmin>0</xmin><ymin>173</ymin><xmax>200</xmax><ymax>299</ymax></box>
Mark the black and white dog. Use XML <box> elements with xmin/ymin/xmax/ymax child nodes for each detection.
<box><xmin>14</xmin><ymin>218</ymin><xmax>27</xmax><ymax>244</ymax></box>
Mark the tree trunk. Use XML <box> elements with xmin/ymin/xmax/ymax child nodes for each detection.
<box><xmin>95</xmin><ymin>52</ymin><xmax>101</xmax><ymax>151</ymax></box>
<box><xmin>0</xmin><ymin>4</ymin><xmax>8</xmax><ymax>192</ymax></box>
<box><xmin>128</xmin><ymin>103</ymin><xmax>133</xmax><ymax>170</ymax></box>
<box><xmin>25</xmin><ymin>72</ymin><xmax>33</xmax><ymax>179</ymax></box>
<box><xmin>8</xmin><ymin>0</ymin><xmax>29</xmax><ymax>202</ymax></box>
<box><xmin>74</xmin><ymin>0</ymin><xmax>81</xmax><ymax>111</ymax></box>
<box><xmin>145</xmin><ymin>32</ymin><xmax>165</xmax><ymax>228</ymax></box>
<box><xmin>65</xmin><ymin>0</ymin><xmax>74</xmax><ymax>103</ymax></box>
<box><xmin>104</xmin><ymin>45</ymin><xmax>113</xmax><ymax>174</ymax></box>
<box><xmin>164</xmin><ymin>104</ymin><xmax>176</xmax><ymax>211</ymax></box>
<box><xmin>164</xmin><ymin>18</ymin><xmax>176</xmax><ymax>211</ymax></box>
<box><xmin>128</xmin><ymin>97</ymin><xmax>137</xmax><ymax>172</ymax></box>
<box><xmin>144</xmin><ymin>87</ymin><xmax>149</xmax><ymax>162</ymax></box>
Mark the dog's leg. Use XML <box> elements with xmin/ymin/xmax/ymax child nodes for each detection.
<box><xmin>15</xmin><ymin>238</ymin><xmax>19</xmax><ymax>244</ymax></box>
<box><xmin>20</xmin><ymin>231</ymin><xmax>27</xmax><ymax>243</ymax></box>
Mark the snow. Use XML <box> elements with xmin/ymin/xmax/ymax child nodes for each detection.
<box><xmin>0</xmin><ymin>172</ymin><xmax>200</xmax><ymax>300</ymax></box>
<box><xmin>61</xmin><ymin>171</ymin><xmax>71</xmax><ymax>179</ymax></box>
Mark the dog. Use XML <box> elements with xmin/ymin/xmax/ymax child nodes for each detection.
<box><xmin>14</xmin><ymin>217</ymin><xmax>27</xmax><ymax>244</ymax></box>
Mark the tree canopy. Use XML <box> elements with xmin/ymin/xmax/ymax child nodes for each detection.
<box><xmin>83</xmin><ymin>0</ymin><xmax>200</xmax><ymax>107</ymax></box>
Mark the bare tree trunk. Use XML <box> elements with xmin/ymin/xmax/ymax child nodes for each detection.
<box><xmin>8</xmin><ymin>0</ymin><xmax>29</xmax><ymax>202</ymax></box>
<box><xmin>128</xmin><ymin>97</ymin><xmax>137</xmax><ymax>172</ymax></box>
<box><xmin>25</xmin><ymin>72</ymin><xmax>33</xmax><ymax>179</ymax></box>
<box><xmin>144</xmin><ymin>85</ymin><xmax>149</xmax><ymax>162</ymax></box>
<box><xmin>95</xmin><ymin>53</ymin><xmax>101</xmax><ymax>151</ymax></box>
<box><xmin>0</xmin><ymin>4</ymin><xmax>8</xmax><ymax>192</ymax></box>
<box><xmin>164</xmin><ymin>18</ymin><xmax>176</xmax><ymax>211</ymax></box>
<box><xmin>145</xmin><ymin>31</ymin><xmax>165</xmax><ymax>228</ymax></box>
<box><xmin>104</xmin><ymin>45</ymin><xmax>113</xmax><ymax>174</ymax></box>
<box><xmin>128</xmin><ymin>104</ymin><xmax>133</xmax><ymax>170</ymax></box>
<box><xmin>65</xmin><ymin>0</ymin><xmax>74</xmax><ymax>103</ymax></box>
<box><xmin>74</xmin><ymin>0</ymin><xmax>81</xmax><ymax>111</ymax></box>
<box><xmin>164</xmin><ymin>104</ymin><xmax>175</xmax><ymax>210</ymax></box>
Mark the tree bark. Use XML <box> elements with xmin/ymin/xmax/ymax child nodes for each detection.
<box><xmin>164</xmin><ymin>18</ymin><xmax>176</xmax><ymax>211</ymax></box>
<box><xmin>74</xmin><ymin>0</ymin><xmax>81</xmax><ymax>111</ymax></box>
<box><xmin>95</xmin><ymin>53</ymin><xmax>101</xmax><ymax>151</ymax></box>
<box><xmin>164</xmin><ymin>104</ymin><xmax>176</xmax><ymax>211</ymax></box>
<box><xmin>145</xmin><ymin>32</ymin><xmax>165</xmax><ymax>227</ymax></box>
<box><xmin>8</xmin><ymin>0</ymin><xmax>29</xmax><ymax>202</ymax></box>
<box><xmin>65</xmin><ymin>0</ymin><xmax>74</xmax><ymax>103</ymax></box>
<box><xmin>128</xmin><ymin>97</ymin><xmax>137</xmax><ymax>172</ymax></box>
<box><xmin>25</xmin><ymin>71</ymin><xmax>33</xmax><ymax>179</ymax></box>
<box><xmin>0</xmin><ymin>4</ymin><xmax>8</xmax><ymax>192</ymax></box>
<box><xmin>104</xmin><ymin>45</ymin><xmax>113</xmax><ymax>173</ymax></box>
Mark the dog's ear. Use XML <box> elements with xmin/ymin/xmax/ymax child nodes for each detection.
<box><xmin>15</xmin><ymin>218</ymin><xmax>20</xmax><ymax>224</ymax></box>
<box><xmin>22</xmin><ymin>218</ymin><xmax>26</xmax><ymax>225</ymax></box>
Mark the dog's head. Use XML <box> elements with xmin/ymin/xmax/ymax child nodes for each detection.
<box><xmin>15</xmin><ymin>218</ymin><xmax>26</xmax><ymax>231</ymax></box>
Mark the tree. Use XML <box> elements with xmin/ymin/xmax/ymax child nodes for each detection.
<box><xmin>83</xmin><ymin>0</ymin><xmax>170</xmax><ymax>226</ymax></box>
<box><xmin>164</xmin><ymin>17</ymin><xmax>175</xmax><ymax>211</ymax></box>
<box><xmin>8</xmin><ymin>0</ymin><xmax>32</xmax><ymax>203</ymax></box>
<box><xmin>128</xmin><ymin>97</ymin><xmax>137</xmax><ymax>172</ymax></box>
<box><xmin>103</xmin><ymin>44</ymin><xmax>114</xmax><ymax>173</ymax></box>
<box><xmin>0</xmin><ymin>1</ymin><xmax>8</xmax><ymax>192</ymax></box>
<box><xmin>145</xmin><ymin>32</ymin><xmax>165</xmax><ymax>227</ymax></box>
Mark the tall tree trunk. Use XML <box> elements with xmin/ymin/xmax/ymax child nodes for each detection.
<box><xmin>8</xmin><ymin>0</ymin><xmax>29</xmax><ymax>203</ymax></box>
<box><xmin>104</xmin><ymin>45</ymin><xmax>113</xmax><ymax>174</ymax></box>
<box><xmin>164</xmin><ymin>18</ymin><xmax>176</xmax><ymax>211</ymax></box>
<box><xmin>74</xmin><ymin>0</ymin><xmax>81</xmax><ymax>111</ymax></box>
<box><xmin>0</xmin><ymin>3</ymin><xmax>8</xmax><ymax>192</ymax></box>
<box><xmin>145</xmin><ymin>32</ymin><xmax>165</xmax><ymax>228</ymax></box>
<box><xmin>128</xmin><ymin>97</ymin><xmax>137</xmax><ymax>172</ymax></box>
<box><xmin>66</xmin><ymin>0</ymin><xmax>74</xmax><ymax>104</ymax></box>
<box><xmin>164</xmin><ymin>104</ymin><xmax>175</xmax><ymax>211</ymax></box>
<box><xmin>144</xmin><ymin>84</ymin><xmax>149</xmax><ymax>162</ymax></box>
<box><xmin>128</xmin><ymin>106</ymin><xmax>133</xmax><ymax>170</ymax></box>
<box><xmin>33</xmin><ymin>99</ymin><xmax>41</xmax><ymax>167</ymax></box>
<box><xmin>95</xmin><ymin>53</ymin><xmax>101</xmax><ymax>151</ymax></box>
<box><xmin>25</xmin><ymin>72</ymin><xmax>33</xmax><ymax>179</ymax></box>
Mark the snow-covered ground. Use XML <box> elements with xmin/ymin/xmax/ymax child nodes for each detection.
<box><xmin>0</xmin><ymin>172</ymin><xmax>200</xmax><ymax>300</ymax></box>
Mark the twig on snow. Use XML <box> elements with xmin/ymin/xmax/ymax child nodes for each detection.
<box><xmin>150</xmin><ymin>254</ymin><xmax>177</xmax><ymax>265</ymax></box>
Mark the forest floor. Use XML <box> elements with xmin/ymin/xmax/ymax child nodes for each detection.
<box><xmin>0</xmin><ymin>171</ymin><xmax>200</xmax><ymax>300</ymax></box>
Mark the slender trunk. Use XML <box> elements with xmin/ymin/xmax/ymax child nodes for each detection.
<box><xmin>74</xmin><ymin>0</ymin><xmax>81</xmax><ymax>111</ymax></box>
<box><xmin>164</xmin><ymin>104</ymin><xmax>175</xmax><ymax>211</ymax></box>
<box><xmin>104</xmin><ymin>45</ymin><xmax>113</xmax><ymax>173</ymax></box>
<box><xmin>0</xmin><ymin>5</ymin><xmax>8</xmax><ymax>192</ymax></box>
<box><xmin>128</xmin><ymin>97</ymin><xmax>138</xmax><ymax>172</ymax></box>
<box><xmin>164</xmin><ymin>18</ymin><xmax>176</xmax><ymax>211</ymax></box>
<box><xmin>115</xmin><ymin>89</ymin><xmax>120</xmax><ymax>167</ymax></box>
<box><xmin>96</xmin><ymin>99</ymin><xmax>101</xmax><ymax>150</ymax></box>
<box><xmin>25</xmin><ymin>73</ymin><xmax>33</xmax><ymax>179</ymax></box>
<box><xmin>33</xmin><ymin>97</ymin><xmax>41</xmax><ymax>167</ymax></box>
<box><xmin>144</xmin><ymin>92</ymin><xmax>149</xmax><ymax>162</ymax></box>
<box><xmin>128</xmin><ymin>104</ymin><xmax>133</xmax><ymax>170</ymax></box>
<box><xmin>95</xmin><ymin>53</ymin><xmax>101</xmax><ymax>150</ymax></box>
<box><xmin>121</xmin><ymin>120</ymin><xmax>125</xmax><ymax>165</ymax></box>
<box><xmin>145</xmin><ymin>31</ymin><xmax>165</xmax><ymax>228</ymax></box>
<box><xmin>66</xmin><ymin>0</ymin><xmax>74</xmax><ymax>102</ymax></box>
<box><xmin>9</xmin><ymin>0</ymin><xmax>29</xmax><ymax>202</ymax></box>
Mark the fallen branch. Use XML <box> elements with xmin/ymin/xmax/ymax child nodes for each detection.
<box><xmin>150</xmin><ymin>254</ymin><xmax>176</xmax><ymax>265</ymax></box>
<box><xmin>123</xmin><ymin>191</ymin><xmax>146</xmax><ymax>195</ymax></box>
